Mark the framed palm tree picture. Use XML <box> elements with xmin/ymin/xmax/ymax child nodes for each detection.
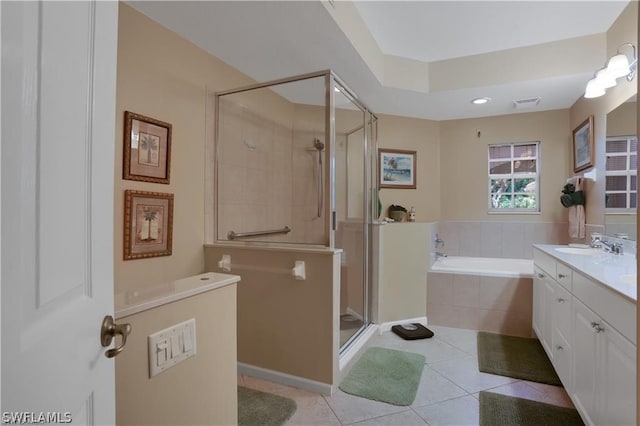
<box><xmin>123</xmin><ymin>111</ymin><xmax>172</xmax><ymax>184</ymax></box>
<box><xmin>124</xmin><ymin>190</ymin><xmax>174</xmax><ymax>260</ymax></box>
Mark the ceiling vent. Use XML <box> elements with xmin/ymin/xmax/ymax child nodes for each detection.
<box><xmin>513</xmin><ymin>97</ymin><xmax>541</xmax><ymax>109</ymax></box>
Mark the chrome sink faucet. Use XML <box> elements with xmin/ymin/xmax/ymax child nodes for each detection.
<box><xmin>590</xmin><ymin>235</ymin><xmax>624</xmax><ymax>254</ymax></box>
<box><xmin>589</xmin><ymin>235</ymin><xmax>603</xmax><ymax>248</ymax></box>
<box><xmin>601</xmin><ymin>240</ymin><xmax>624</xmax><ymax>255</ymax></box>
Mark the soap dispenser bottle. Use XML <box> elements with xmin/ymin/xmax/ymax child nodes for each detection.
<box><xmin>408</xmin><ymin>206</ymin><xmax>416</xmax><ymax>222</ymax></box>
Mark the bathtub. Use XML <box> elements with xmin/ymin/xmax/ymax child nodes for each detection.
<box><xmin>430</xmin><ymin>256</ymin><xmax>534</xmax><ymax>278</ymax></box>
<box><xmin>427</xmin><ymin>255</ymin><xmax>534</xmax><ymax>337</ymax></box>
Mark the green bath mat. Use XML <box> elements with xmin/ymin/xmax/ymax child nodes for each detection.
<box><xmin>339</xmin><ymin>346</ymin><xmax>425</xmax><ymax>406</ymax></box>
<box><xmin>477</xmin><ymin>332</ymin><xmax>562</xmax><ymax>386</ymax></box>
<box><xmin>238</xmin><ymin>386</ymin><xmax>297</xmax><ymax>426</ymax></box>
<box><xmin>480</xmin><ymin>391</ymin><xmax>584</xmax><ymax>426</ymax></box>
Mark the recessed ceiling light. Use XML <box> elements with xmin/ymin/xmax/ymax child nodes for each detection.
<box><xmin>471</xmin><ymin>97</ymin><xmax>491</xmax><ymax>105</ymax></box>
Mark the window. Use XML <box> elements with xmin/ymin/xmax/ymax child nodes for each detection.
<box><xmin>488</xmin><ymin>142</ymin><xmax>539</xmax><ymax>212</ymax></box>
<box><xmin>605</xmin><ymin>136</ymin><xmax>637</xmax><ymax>212</ymax></box>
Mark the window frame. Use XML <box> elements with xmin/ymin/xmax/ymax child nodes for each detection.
<box><xmin>487</xmin><ymin>141</ymin><xmax>540</xmax><ymax>214</ymax></box>
<box><xmin>604</xmin><ymin>135</ymin><xmax>637</xmax><ymax>214</ymax></box>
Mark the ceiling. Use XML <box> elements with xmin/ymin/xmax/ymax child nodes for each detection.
<box><xmin>127</xmin><ymin>1</ymin><xmax>631</xmax><ymax>121</ymax></box>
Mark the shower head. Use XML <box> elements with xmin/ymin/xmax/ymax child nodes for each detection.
<box><xmin>313</xmin><ymin>138</ymin><xmax>325</xmax><ymax>151</ymax></box>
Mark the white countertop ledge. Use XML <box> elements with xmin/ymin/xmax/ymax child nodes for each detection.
<box><xmin>534</xmin><ymin>244</ymin><xmax>637</xmax><ymax>301</ymax></box>
<box><xmin>115</xmin><ymin>272</ymin><xmax>241</xmax><ymax>319</ymax></box>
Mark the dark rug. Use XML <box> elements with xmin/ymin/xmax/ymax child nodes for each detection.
<box><xmin>480</xmin><ymin>391</ymin><xmax>584</xmax><ymax>426</ymax></box>
<box><xmin>238</xmin><ymin>386</ymin><xmax>297</xmax><ymax>426</ymax></box>
<box><xmin>339</xmin><ymin>346</ymin><xmax>425</xmax><ymax>406</ymax></box>
<box><xmin>477</xmin><ymin>331</ymin><xmax>562</xmax><ymax>386</ymax></box>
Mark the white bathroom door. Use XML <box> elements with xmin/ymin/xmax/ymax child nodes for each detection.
<box><xmin>1</xmin><ymin>1</ymin><xmax>119</xmax><ymax>423</ymax></box>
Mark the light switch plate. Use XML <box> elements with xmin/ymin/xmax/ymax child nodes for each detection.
<box><xmin>148</xmin><ymin>318</ymin><xmax>197</xmax><ymax>378</ymax></box>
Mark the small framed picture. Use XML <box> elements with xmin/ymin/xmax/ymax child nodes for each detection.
<box><xmin>572</xmin><ymin>115</ymin><xmax>594</xmax><ymax>173</ymax></box>
<box><xmin>123</xmin><ymin>111</ymin><xmax>172</xmax><ymax>184</ymax></box>
<box><xmin>379</xmin><ymin>148</ymin><xmax>417</xmax><ymax>189</ymax></box>
<box><xmin>123</xmin><ymin>190</ymin><xmax>174</xmax><ymax>260</ymax></box>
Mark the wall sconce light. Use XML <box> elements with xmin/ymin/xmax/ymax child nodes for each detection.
<box><xmin>584</xmin><ymin>43</ymin><xmax>637</xmax><ymax>99</ymax></box>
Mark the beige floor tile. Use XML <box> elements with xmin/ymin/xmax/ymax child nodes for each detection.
<box><xmin>483</xmin><ymin>381</ymin><xmax>548</xmax><ymax>403</ymax></box>
<box><xmin>349</xmin><ymin>409</ymin><xmax>427</xmax><ymax>426</ymax></box>
<box><xmin>410</xmin><ymin>365</ymin><xmax>467</xmax><ymax>408</ymax></box>
<box><xmin>428</xmin><ymin>355</ymin><xmax>518</xmax><ymax>394</ymax></box>
<box><xmin>322</xmin><ymin>389</ymin><xmax>407</xmax><ymax>425</ymax></box>
<box><xmin>239</xmin><ymin>327</ymin><xmax>575</xmax><ymax>425</ymax></box>
<box><xmin>413</xmin><ymin>395</ymin><xmax>480</xmax><ymax>426</ymax></box>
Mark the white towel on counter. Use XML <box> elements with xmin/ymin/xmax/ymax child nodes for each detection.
<box><xmin>568</xmin><ymin>177</ymin><xmax>585</xmax><ymax>238</ymax></box>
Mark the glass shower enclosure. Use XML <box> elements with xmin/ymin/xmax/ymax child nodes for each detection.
<box><xmin>214</xmin><ymin>70</ymin><xmax>377</xmax><ymax>351</ymax></box>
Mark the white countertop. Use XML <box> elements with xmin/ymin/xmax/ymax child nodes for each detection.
<box><xmin>533</xmin><ymin>244</ymin><xmax>636</xmax><ymax>301</ymax></box>
<box><xmin>115</xmin><ymin>272</ymin><xmax>241</xmax><ymax>319</ymax></box>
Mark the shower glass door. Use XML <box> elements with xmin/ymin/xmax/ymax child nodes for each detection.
<box><xmin>332</xmin><ymin>78</ymin><xmax>374</xmax><ymax>351</ymax></box>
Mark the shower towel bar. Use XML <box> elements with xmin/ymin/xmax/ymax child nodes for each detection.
<box><xmin>227</xmin><ymin>226</ymin><xmax>291</xmax><ymax>240</ymax></box>
<box><xmin>217</xmin><ymin>255</ymin><xmax>306</xmax><ymax>280</ymax></box>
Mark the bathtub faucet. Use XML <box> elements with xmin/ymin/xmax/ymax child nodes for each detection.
<box><xmin>435</xmin><ymin>251</ymin><xmax>447</xmax><ymax>259</ymax></box>
<box><xmin>434</xmin><ymin>234</ymin><xmax>445</xmax><ymax>249</ymax></box>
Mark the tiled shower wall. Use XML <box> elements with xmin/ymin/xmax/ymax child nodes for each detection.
<box><xmin>217</xmin><ymin>98</ymin><xmax>326</xmax><ymax>244</ymax></box>
<box><xmin>435</xmin><ymin>221</ymin><xmax>570</xmax><ymax>259</ymax></box>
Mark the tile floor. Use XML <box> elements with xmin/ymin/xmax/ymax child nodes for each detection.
<box><xmin>238</xmin><ymin>325</ymin><xmax>575</xmax><ymax>425</ymax></box>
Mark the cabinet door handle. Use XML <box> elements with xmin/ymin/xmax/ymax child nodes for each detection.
<box><xmin>557</xmin><ymin>298</ymin><xmax>565</xmax><ymax>303</ymax></box>
<box><xmin>558</xmin><ymin>273</ymin><xmax>567</xmax><ymax>279</ymax></box>
<box><xmin>590</xmin><ymin>322</ymin><xmax>604</xmax><ymax>333</ymax></box>
<box><xmin>537</xmin><ymin>273</ymin><xmax>545</xmax><ymax>279</ymax></box>
<box><xmin>556</xmin><ymin>345</ymin><xmax>563</xmax><ymax>351</ymax></box>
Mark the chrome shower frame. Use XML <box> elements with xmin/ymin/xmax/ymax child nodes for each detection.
<box><xmin>212</xmin><ymin>69</ymin><xmax>377</xmax><ymax>248</ymax></box>
<box><xmin>212</xmin><ymin>70</ymin><xmax>378</xmax><ymax>355</ymax></box>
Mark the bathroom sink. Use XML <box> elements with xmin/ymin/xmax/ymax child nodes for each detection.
<box><xmin>554</xmin><ymin>247</ymin><xmax>600</xmax><ymax>255</ymax></box>
<box><xmin>618</xmin><ymin>274</ymin><xmax>637</xmax><ymax>285</ymax></box>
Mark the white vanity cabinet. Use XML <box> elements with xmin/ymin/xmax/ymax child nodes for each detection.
<box><xmin>532</xmin><ymin>263</ymin><xmax>572</xmax><ymax>385</ymax></box>
<box><xmin>532</xmin><ymin>246</ymin><xmax>636</xmax><ymax>426</ymax></box>
<box><xmin>571</xmin><ymin>274</ymin><xmax>636</xmax><ymax>426</ymax></box>
<box><xmin>532</xmin><ymin>267</ymin><xmax>556</xmax><ymax>358</ymax></box>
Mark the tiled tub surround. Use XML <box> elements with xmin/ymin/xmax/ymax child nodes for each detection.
<box><xmin>428</xmin><ymin>259</ymin><xmax>534</xmax><ymax>337</ymax></box>
<box><xmin>436</xmin><ymin>221</ymin><xmax>569</xmax><ymax>259</ymax></box>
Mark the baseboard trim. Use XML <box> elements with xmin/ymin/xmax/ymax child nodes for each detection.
<box><xmin>378</xmin><ymin>316</ymin><xmax>428</xmax><ymax>333</ymax></box>
<box><xmin>338</xmin><ymin>323</ymin><xmax>378</xmax><ymax>371</ymax></box>
<box><xmin>238</xmin><ymin>362</ymin><xmax>333</xmax><ymax>396</ymax></box>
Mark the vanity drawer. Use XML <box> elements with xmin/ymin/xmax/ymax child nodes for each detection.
<box><xmin>533</xmin><ymin>249</ymin><xmax>556</xmax><ymax>277</ymax></box>
<box><xmin>572</xmin><ymin>270</ymin><xmax>636</xmax><ymax>344</ymax></box>
<box><xmin>556</xmin><ymin>263</ymin><xmax>572</xmax><ymax>291</ymax></box>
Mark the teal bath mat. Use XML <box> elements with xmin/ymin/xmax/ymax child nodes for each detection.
<box><xmin>238</xmin><ymin>386</ymin><xmax>297</xmax><ymax>426</ymax></box>
<box><xmin>339</xmin><ymin>346</ymin><xmax>425</xmax><ymax>406</ymax></box>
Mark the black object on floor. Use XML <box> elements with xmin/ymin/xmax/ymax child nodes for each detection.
<box><xmin>391</xmin><ymin>323</ymin><xmax>434</xmax><ymax>340</ymax></box>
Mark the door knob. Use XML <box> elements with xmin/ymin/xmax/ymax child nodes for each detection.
<box><xmin>101</xmin><ymin>315</ymin><xmax>132</xmax><ymax>358</ymax></box>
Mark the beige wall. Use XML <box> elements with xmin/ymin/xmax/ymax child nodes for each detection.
<box><xmin>569</xmin><ymin>1</ymin><xmax>638</xmax><ymax>235</ymax></box>
<box><xmin>116</xmin><ymin>284</ymin><xmax>237</xmax><ymax>426</ymax></box>
<box><xmin>377</xmin><ymin>223</ymin><xmax>431</xmax><ymax>323</ymax></box>
<box><xmin>204</xmin><ymin>246</ymin><xmax>339</xmax><ymax>386</ymax></box>
<box><xmin>115</xmin><ymin>4</ymin><xmax>255</xmax><ymax>293</ymax></box>
<box><xmin>377</xmin><ymin>114</ymin><xmax>441</xmax><ymax>222</ymax></box>
<box><xmin>440</xmin><ymin>109</ymin><xmax>570</xmax><ymax>223</ymax></box>
<box><xmin>607</xmin><ymin>100</ymin><xmax>636</xmax><ymax>137</ymax></box>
